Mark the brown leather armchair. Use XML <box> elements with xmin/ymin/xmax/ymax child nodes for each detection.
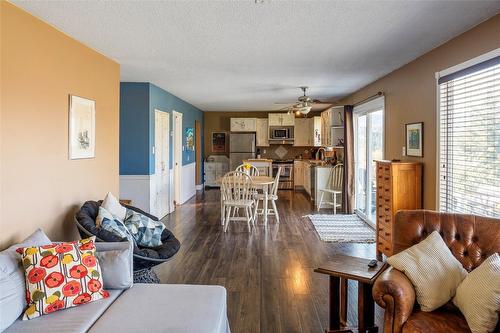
<box><xmin>373</xmin><ymin>210</ymin><xmax>500</xmax><ymax>333</ymax></box>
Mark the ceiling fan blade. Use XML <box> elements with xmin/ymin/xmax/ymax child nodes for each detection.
<box><xmin>312</xmin><ymin>99</ymin><xmax>332</xmax><ymax>104</ymax></box>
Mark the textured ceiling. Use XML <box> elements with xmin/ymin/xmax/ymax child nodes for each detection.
<box><xmin>12</xmin><ymin>0</ymin><xmax>500</xmax><ymax>111</ymax></box>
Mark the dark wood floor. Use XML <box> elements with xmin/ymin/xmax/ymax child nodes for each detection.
<box><xmin>155</xmin><ymin>189</ymin><xmax>384</xmax><ymax>333</ymax></box>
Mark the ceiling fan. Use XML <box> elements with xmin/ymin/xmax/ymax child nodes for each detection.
<box><xmin>275</xmin><ymin>86</ymin><xmax>330</xmax><ymax>116</ymax></box>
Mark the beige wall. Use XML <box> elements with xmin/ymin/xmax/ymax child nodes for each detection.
<box><xmin>0</xmin><ymin>2</ymin><xmax>120</xmax><ymax>248</ymax></box>
<box><xmin>340</xmin><ymin>14</ymin><xmax>500</xmax><ymax>210</ymax></box>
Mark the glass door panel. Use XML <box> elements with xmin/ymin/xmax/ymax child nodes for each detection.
<box><xmin>355</xmin><ymin>115</ymin><xmax>367</xmax><ymax>216</ymax></box>
<box><xmin>354</xmin><ymin>108</ymin><xmax>384</xmax><ymax>226</ymax></box>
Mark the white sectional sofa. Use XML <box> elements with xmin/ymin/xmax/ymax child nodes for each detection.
<box><xmin>0</xmin><ymin>230</ymin><xmax>230</xmax><ymax>333</ymax></box>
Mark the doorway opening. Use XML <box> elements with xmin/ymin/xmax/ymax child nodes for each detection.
<box><xmin>154</xmin><ymin>110</ymin><xmax>170</xmax><ymax>218</ymax></box>
<box><xmin>195</xmin><ymin>120</ymin><xmax>202</xmax><ymax>190</ymax></box>
<box><xmin>353</xmin><ymin>97</ymin><xmax>384</xmax><ymax>227</ymax></box>
<box><xmin>172</xmin><ymin>111</ymin><xmax>183</xmax><ymax>207</ymax></box>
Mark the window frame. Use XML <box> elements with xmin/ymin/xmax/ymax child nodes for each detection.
<box><xmin>435</xmin><ymin>48</ymin><xmax>500</xmax><ymax>212</ymax></box>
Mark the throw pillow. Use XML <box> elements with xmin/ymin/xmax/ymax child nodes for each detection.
<box><xmin>0</xmin><ymin>229</ymin><xmax>52</xmax><ymax>331</ymax></box>
<box><xmin>453</xmin><ymin>253</ymin><xmax>500</xmax><ymax>333</ymax></box>
<box><xmin>387</xmin><ymin>231</ymin><xmax>467</xmax><ymax>311</ymax></box>
<box><xmin>17</xmin><ymin>237</ymin><xmax>109</xmax><ymax>320</ymax></box>
<box><xmin>95</xmin><ymin>241</ymin><xmax>134</xmax><ymax>290</ymax></box>
<box><xmin>124</xmin><ymin>209</ymin><xmax>165</xmax><ymax>247</ymax></box>
<box><xmin>101</xmin><ymin>192</ymin><xmax>127</xmax><ymax>223</ymax></box>
<box><xmin>97</xmin><ymin>206</ymin><xmax>133</xmax><ymax>243</ymax></box>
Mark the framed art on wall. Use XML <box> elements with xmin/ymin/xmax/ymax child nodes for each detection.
<box><xmin>69</xmin><ymin>95</ymin><xmax>95</xmax><ymax>159</ymax></box>
<box><xmin>185</xmin><ymin>127</ymin><xmax>194</xmax><ymax>151</ymax></box>
<box><xmin>405</xmin><ymin>122</ymin><xmax>423</xmax><ymax>157</ymax></box>
<box><xmin>212</xmin><ymin>132</ymin><xmax>227</xmax><ymax>153</ymax></box>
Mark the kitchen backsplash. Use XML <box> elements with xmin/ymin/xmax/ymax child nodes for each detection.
<box><xmin>258</xmin><ymin>145</ymin><xmax>315</xmax><ymax>160</ymax></box>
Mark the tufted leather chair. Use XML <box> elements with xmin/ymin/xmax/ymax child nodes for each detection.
<box><xmin>373</xmin><ymin>210</ymin><xmax>500</xmax><ymax>333</ymax></box>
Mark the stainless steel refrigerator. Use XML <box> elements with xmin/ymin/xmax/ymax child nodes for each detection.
<box><xmin>229</xmin><ymin>133</ymin><xmax>256</xmax><ymax>170</ymax></box>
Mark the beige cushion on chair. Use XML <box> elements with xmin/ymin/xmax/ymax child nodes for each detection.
<box><xmin>453</xmin><ymin>253</ymin><xmax>500</xmax><ymax>333</ymax></box>
<box><xmin>387</xmin><ymin>231</ymin><xmax>467</xmax><ymax>312</ymax></box>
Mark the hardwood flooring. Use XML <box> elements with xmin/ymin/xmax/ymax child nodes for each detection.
<box><xmin>155</xmin><ymin>189</ymin><xmax>384</xmax><ymax>333</ymax></box>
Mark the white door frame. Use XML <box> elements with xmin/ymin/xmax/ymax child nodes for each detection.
<box><xmin>172</xmin><ymin>110</ymin><xmax>183</xmax><ymax>207</ymax></box>
<box><xmin>154</xmin><ymin>110</ymin><xmax>170</xmax><ymax>218</ymax></box>
<box><xmin>353</xmin><ymin>97</ymin><xmax>385</xmax><ymax>228</ymax></box>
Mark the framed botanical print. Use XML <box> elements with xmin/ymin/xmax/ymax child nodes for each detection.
<box><xmin>212</xmin><ymin>132</ymin><xmax>227</xmax><ymax>153</ymax></box>
<box><xmin>405</xmin><ymin>122</ymin><xmax>423</xmax><ymax>157</ymax></box>
<box><xmin>69</xmin><ymin>95</ymin><xmax>95</xmax><ymax>159</ymax></box>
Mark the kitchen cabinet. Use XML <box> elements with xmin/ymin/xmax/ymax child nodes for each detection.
<box><xmin>321</xmin><ymin>106</ymin><xmax>344</xmax><ymax>146</ymax></box>
<box><xmin>268</xmin><ymin>113</ymin><xmax>295</xmax><ymax>127</ymax></box>
<box><xmin>230</xmin><ymin>118</ymin><xmax>257</xmax><ymax>132</ymax></box>
<box><xmin>293</xmin><ymin>118</ymin><xmax>311</xmax><ymax>146</ymax></box>
<box><xmin>294</xmin><ymin>160</ymin><xmax>305</xmax><ymax>187</ymax></box>
<box><xmin>256</xmin><ymin>118</ymin><xmax>269</xmax><ymax>146</ymax></box>
<box><xmin>311</xmin><ymin>116</ymin><xmax>322</xmax><ymax>147</ymax></box>
<box><xmin>304</xmin><ymin>162</ymin><xmax>311</xmax><ymax>195</ymax></box>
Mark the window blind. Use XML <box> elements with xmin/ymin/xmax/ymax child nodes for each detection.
<box><xmin>439</xmin><ymin>56</ymin><xmax>500</xmax><ymax>218</ymax></box>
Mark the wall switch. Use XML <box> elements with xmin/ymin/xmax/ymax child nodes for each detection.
<box><xmin>402</xmin><ymin>146</ymin><xmax>406</xmax><ymax>156</ymax></box>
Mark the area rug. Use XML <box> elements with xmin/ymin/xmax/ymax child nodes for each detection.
<box><xmin>305</xmin><ymin>214</ymin><xmax>375</xmax><ymax>243</ymax></box>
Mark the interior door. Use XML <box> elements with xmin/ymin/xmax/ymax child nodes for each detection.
<box><xmin>154</xmin><ymin>110</ymin><xmax>170</xmax><ymax>218</ymax></box>
<box><xmin>354</xmin><ymin>100</ymin><xmax>384</xmax><ymax>226</ymax></box>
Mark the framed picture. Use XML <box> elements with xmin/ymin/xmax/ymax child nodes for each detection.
<box><xmin>185</xmin><ymin>127</ymin><xmax>194</xmax><ymax>151</ymax></box>
<box><xmin>212</xmin><ymin>132</ymin><xmax>227</xmax><ymax>153</ymax></box>
<box><xmin>69</xmin><ymin>95</ymin><xmax>95</xmax><ymax>159</ymax></box>
<box><xmin>405</xmin><ymin>122</ymin><xmax>423</xmax><ymax>157</ymax></box>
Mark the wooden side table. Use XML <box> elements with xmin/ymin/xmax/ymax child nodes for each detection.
<box><xmin>314</xmin><ymin>255</ymin><xmax>386</xmax><ymax>333</ymax></box>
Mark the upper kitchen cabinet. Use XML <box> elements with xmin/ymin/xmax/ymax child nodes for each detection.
<box><xmin>256</xmin><ymin>118</ymin><xmax>269</xmax><ymax>146</ymax></box>
<box><xmin>293</xmin><ymin>118</ymin><xmax>311</xmax><ymax>146</ymax></box>
<box><xmin>311</xmin><ymin>116</ymin><xmax>322</xmax><ymax>147</ymax></box>
<box><xmin>230</xmin><ymin>118</ymin><xmax>257</xmax><ymax>132</ymax></box>
<box><xmin>321</xmin><ymin>106</ymin><xmax>344</xmax><ymax>146</ymax></box>
<box><xmin>268</xmin><ymin>113</ymin><xmax>295</xmax><ymax>127</ymax></box>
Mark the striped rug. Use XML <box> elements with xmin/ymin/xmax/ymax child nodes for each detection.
<box><xmin>306</xmin><ymin>214</ymin><xmax>375</xmax><ymax>243</ymax></box>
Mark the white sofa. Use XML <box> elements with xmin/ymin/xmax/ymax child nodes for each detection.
<box><xmin>0</xmin><ymin>230</ymin><xmax>230</xmax><ymax>333</ymax></box>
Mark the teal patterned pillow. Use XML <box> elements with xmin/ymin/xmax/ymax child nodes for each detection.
<box><xmin>97</xmin><ymin>207</ymin><xmax>133</xmax><ymax>243</ymax></box>
<box><xmin>123</xmin><ymin>209</ymin><xmax>165</xmax><ymax>247</ymax></box>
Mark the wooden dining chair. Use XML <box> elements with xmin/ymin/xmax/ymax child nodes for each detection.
<box><xmin>253</xmin><ymin>166</ymin><xmax>281</xmax><ymax>224</ymax></box>
<box><xmin>317</xmin><ymin>164</ymin><xmax>344</xmax><ymax>213</ymax></box>
<box><xmin>221</xmin><ymin>171</ymin><xmax>256</xmax><ymax>232</ymax></box>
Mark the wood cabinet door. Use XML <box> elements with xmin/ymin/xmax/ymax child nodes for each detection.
<box><xmin>268</xmin><ymin>114</ymin><xmax>281</xmax><ymax>126</ymax></box>
<box><xmin>230</xmin><ymin>118</ymin><xmax>256</xmax><ymax>132</ymax></box>
<box><xmin>281</xmin><ymin>114</ymin><xmax>295</xmax><ymax>126</ymax></box>
<box><xmin>293</xmin><ymin>118</ymin><xmax>308</xmax><ymax>146</ymax></box>
<box><xmin>256</xmin><ymin>118</ymin><xmax>269</xmax><ymax>146</ymax></box>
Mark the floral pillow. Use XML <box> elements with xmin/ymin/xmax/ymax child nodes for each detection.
<box><xmin>17</xmin><ymin>237</ymin><xmax>109</xmax><ymax>320</ymax></box>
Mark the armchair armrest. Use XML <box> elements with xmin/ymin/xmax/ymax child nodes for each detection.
<box><xmin>373</xmin><ymin>267</ymin><xmax>416</xmax><ymax>333</ymax></box>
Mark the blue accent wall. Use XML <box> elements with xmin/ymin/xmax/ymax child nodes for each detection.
<box><xmin>120</xmin><ymin>83</ymin><xmax>150</xmax><ymax>175</ymax></box>
<box><xmin>120</xmin><ymin>82</ymin><xmax>204</xmax><ymax>177</ymax></box>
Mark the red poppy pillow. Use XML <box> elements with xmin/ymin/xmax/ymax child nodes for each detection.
<box><xmin>17</xmin><ymin>237</ymin><xmax>109</xmax><ymax>320</ymax></box>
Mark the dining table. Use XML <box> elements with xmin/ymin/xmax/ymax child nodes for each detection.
<box><xmin>216</xmin><ymin>175</ymin><xmax>275</xmax><ymax>225</ymax></box>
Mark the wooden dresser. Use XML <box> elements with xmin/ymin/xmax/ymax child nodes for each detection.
<box><xmin>375</xmin><ymin>160</ymin><xmax>422</xmax><ymax>260</ymax></box>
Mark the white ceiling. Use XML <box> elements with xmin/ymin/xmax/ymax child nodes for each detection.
<box><xmin>13</xmin><ymin>0</ymin><xmax>500</xmax><ymax>111</ymax></box>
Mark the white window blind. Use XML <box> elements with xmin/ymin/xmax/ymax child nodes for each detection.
<box><xmin>438</xmin><ymin>56</ymin><xmax>500</xmax><ymax>218</ymax></box>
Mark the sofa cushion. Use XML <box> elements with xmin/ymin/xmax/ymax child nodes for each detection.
<box><xmin>88</xmin><ymin>284</ymin><xmax>230</xmax><ymax>333</ymax></box>
<box><xmin>387</xmin><ymin>231</ymin><xmax>467</xmax><ymax>311</ymax></box>
<box><xmin>95</xmin><ymin>242</ymin><xmax>133</xmax><ymax>290</ymax></box>
<box><xmin>4</xmin><ymin>289</ymin><xmax>122</xmax><ymax>333</ymax></box>
<box><xmin>0</xmin><ymin>229</ymin><xmax>52</xmax><ymax>332</ymax></box>
<box><xmin>18</xmin><ymin>237</ymin><xmax>109</xmax><ymax>320</ymax></box>
<box><xmin>453</xmin><ymin>253</ymin><xmax>500</xmax><ymax>333</ymax></box>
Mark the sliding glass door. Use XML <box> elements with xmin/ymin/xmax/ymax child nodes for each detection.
<box><xmin>354</xmin><ymin>100</ymin><xmax>384</xmax><ymax>226</ymax></box>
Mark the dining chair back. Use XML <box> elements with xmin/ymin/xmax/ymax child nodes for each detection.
<box><xmin>221</xmin><ymin>171</ymin><xmax>256</xmax><ymax>231</ymax></box>
<box><xmin>236</xmin><ymin>164</ymin><xmax>260</xmax><ymax>177</ymax></box>
<box><xmin>317</xmin><ymin>164</ymin><xmax>344</xmax><ymax>213</ymax></box>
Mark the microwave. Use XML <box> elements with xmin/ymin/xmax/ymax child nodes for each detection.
<box><xmin>269</xmin><ymin>127</ymin><xmax>294</xmax><ymax>140</ymax></box>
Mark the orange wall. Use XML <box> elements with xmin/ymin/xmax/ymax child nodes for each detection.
<box><xmin>340</xmin><ymin>14</ymin><xmax>500</xmax><ymax>209</ymax></box>
<box><xmin>0</xmin><ymin>2</ymin><xmax>120</xmax><ymax>248</ymax></box>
